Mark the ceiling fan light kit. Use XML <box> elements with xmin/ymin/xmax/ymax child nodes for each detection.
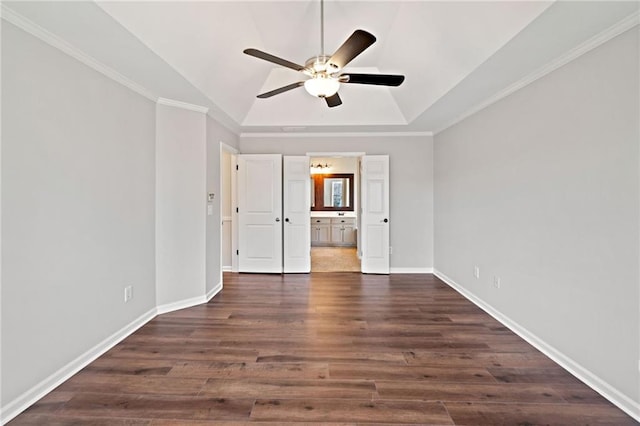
<box><xmin>304</xmin><ymin>76</ymin><xmax>340</xmax><ymax>98</ymax></box>
<box><xmin>243</xmin><ymin>0</ymin><xmax>404</xmax><ymax>108</ymax></box>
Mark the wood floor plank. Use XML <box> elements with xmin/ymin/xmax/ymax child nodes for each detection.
<box><xmin>256</xmin><ymin>350</ymin><xmax>407</xmax><ymax>364</ymax></box>
<box><xmin>445</xmin><ymin>402</ymin><xmax>637</xmax><ymax>425</ymax></box>
<box><xmin>84</xmin><ymin>359</ymin><xmax>176</xmax><ymax>376</ymax></box>
<box><xmin>150</xmin><ymin>421</ymin><xmax>356</xmax><ymax>426</ymax></box>
<box><xmin>199</xmin><ymin>378</ymin><xmax>377</xmax><ymax>399</ymax></box>
<box><xmin>8</xmin><ymin>415</ymin><xmax>151</xmax><ymax>425</ymax></box>
<box><xmin>375</xmin><ymin>381</ymin><xmax>565</xmax><ymax>403</ymax></box>
<box><xmin>167</xmin><ymin>362</ymin><xmax>329</xmax><ymax>380</ymax></box>
<box><xmin>403</xmin><ymin>350</ymin><xmax>558</xmax><ymax>368</ymax></box>
<box><xmin>488</xmin><ymin>367</ymin><xmax>585</xmax><ymax>385</ymax></box>
<box><xmin>58</xmin><ymin>393</ymin><xmax>254</xmax><ymax>421</ymax></box>
<box><xmin>549</xmin><ymin>383</ymin><xmax>619</xmax><ymax>405</ymax></box>
<box><xmin>249</xmin><ymin>399</ymin><xmax>453</xmax><ymax>424</ymax></box>
<box><xmin>329</xmin><ymin>363</ymin><xmax>495</xmax><ymax>383</ymax></box>
<box><xmin>8</xmin><ymin>272</ymin><xmax>634</xmax><ymax>425</ymax></box>
<box><xmin>106</xmin><ymin>345</ymin><xmax>258</xmax><ymax>363</ymax></box>
<box><xmin>56</xmin><ymin>372</ymin><xmax>207</xmax><ymax>396</ymax></box>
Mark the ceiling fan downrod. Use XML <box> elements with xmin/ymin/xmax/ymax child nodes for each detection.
<box><xmin>320</xmin><ymin>0</ymin><xmax>325</xmax><ymax>57</ymax></box>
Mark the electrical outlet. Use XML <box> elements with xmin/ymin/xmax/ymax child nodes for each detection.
<box><xmin>474</xmin><ymin>266</ymin><xmax>480</xmax><ymax>279</ymax></box>
<box><xmin>124</xmin><ymin>285</ymin><xmax>133</xmax><ymax>302</ymax></box>
<box><xmin>493</xmin><ymin>276</ymin><xmax>501</xmax><ymax>289</ymax></box>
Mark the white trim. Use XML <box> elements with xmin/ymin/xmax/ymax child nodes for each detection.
<box><xmin>220</xmin><ymin>142</ymin><xmax>239</xmax><ymax>155</ymax></box>
<box><xmin>435</xmin><ymin>11</ymin><xmax>640</xmax><ymax>135</ymax></box>
<box><xmin>222</xmin><ymin>216</ymin><xmax>232</xmax><ymax>222</ymax></box>
<box><xmin>306</xmin><ymin>152</ymin><xmax>366</xmax><ymax>158</ymax></box>
<box><xmin>222</xmin><ymin>266</ymin><xmax>233</xmax><ymax>272</ymax></box>
<box><xmin>157</xmin><ymin>97</ymin><xmax>208</xmax><ymax>114</ymax></box>
<box><xmin>0</xmin><ymin>307</ymin><xmax>157</xmax><ymax>425</ymax></box>
<box><xmin>0</xmin><ymin>4</ymin><xmax>157</xmax><ymax>102</ymax></box>
<box><xmin>206</xmin><ymin>281</ymin><xmax>223</xmax><ymax>302</ymax></box>
<box><xmin>156</xmin><ymin>294</ymin><xmax>207</xmax><ymax>315</ymax></box>
<box><xmin>390</xmin><ymin>267</ymin><xmax>434</xmax><ymax>274</ymax></box>
<box><xmin>241</xmin><ymin>131</ymin><xmax>433</xmax><ymax>139</ymax></box>
<box><xmin>433</xmin><ymin>269</ymin><xmax>640</xmax><ymax>422</ymax></box>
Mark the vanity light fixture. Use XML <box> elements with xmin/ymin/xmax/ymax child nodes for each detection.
<box><xmin>310</xmin><ymin>162</ymin><xmax>332</xmax><ymax>173</ymax></box>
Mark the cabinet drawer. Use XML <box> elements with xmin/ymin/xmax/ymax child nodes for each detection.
<box><xmin>331</xmin><ymin>218</ymin><xmax>355</xmax><ymax>225</ymax></box>
<box><xmin>312</xmin><ymin>218</ymin><xmax>331</xmax><ymax>225</ymax></box>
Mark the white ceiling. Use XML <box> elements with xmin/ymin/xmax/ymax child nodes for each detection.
<box><xmin>4</xmin><ymin>1</ymin><xmax>639</xmax><ymax>134</ymax></box>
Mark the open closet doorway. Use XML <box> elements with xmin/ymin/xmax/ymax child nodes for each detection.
<box><xmin>309</xmin><ymin>154</ymin><xmax>361</xmax><ymax>272</ymax></box>
<box><xmin>220</xmin><ymin>142</ymin><xmax>238</xmax><ymax>279</ymax></box>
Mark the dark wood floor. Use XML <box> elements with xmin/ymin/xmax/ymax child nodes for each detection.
<box><xmin>10</xmin><ymin>273</ymin><xmax>636</xmax><ymax>425</ymax></box>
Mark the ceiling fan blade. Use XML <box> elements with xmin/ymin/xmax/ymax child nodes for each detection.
<box><xmin>325</xmin><ymin>93</ymin><xmax>342</xmax><ymax>108</ymax></box>
<box><xmin>327</xmin><ymin>30</ymin><xmax>376</xmax><ymax>70</ymax></box>
<box><xmin>341</xmin><ymin>73</ymin><xmax>405</xmax><ymax>86</ymax></box>
<box><xmin>257</xmin><ymin>82</ymin><xmax>305</xmax><ymax>98</ymax></box>
<box><xmin>244</xmin><ymin>48</ymin><xmax>305</xmax><ymax>72</ymax></box>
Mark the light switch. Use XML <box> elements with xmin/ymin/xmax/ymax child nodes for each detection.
<box><xmin>207</xmin><ymin>205</ymin><xmax>213</xmax><ymax>215</ymax></box>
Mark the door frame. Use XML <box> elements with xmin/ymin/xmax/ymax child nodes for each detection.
<box><xmin>307</xmin><ymin>152</ymin><xmax>366</xmax><ymax>272</ymax></box>
<box><xmin>219</xmin><ymin>142</ymin><xmax>238</xmax><ymax>279</ymax></box>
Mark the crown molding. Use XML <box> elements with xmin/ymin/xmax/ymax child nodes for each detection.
<box><xmin>157</xmin><ymin>97</ymin><xmax>209</xmax><ymax>114</ymax></box>
<box><xmin>1</xmin><ymin>4</ymin><xmax>157</xmax><ymax>102</ymax></box>
<box><xmin>240</xmin><ymin>131</ymin><xmax>433</xmax><ymax>139</ymax></box>
<box><xmin>434</xmin><ymin>11</ymin><xmax>640</xmax><ymax>135</ymax></box>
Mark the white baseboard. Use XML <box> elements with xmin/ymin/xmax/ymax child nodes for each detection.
<box><xmin>0</xmin><ymin>307</ymin><xmax>157</xmax><ymax>425</ymax></box>
<box><xmin>206</xmin><ymin>281</ymin><xmax>223</xmax><ymax>302</ymax></box>
<box><xmin>390</xmin><ymin>267</ymin><xmax>434</xmax><ymax>274</ymax></box>
<box><xmin>222</xmin><ymin>266</ymin><xmax>232</xmax><ymax>272</ymax></box>
<box><xmin>156</xmin><ymin>286</ymin><xmax>222</xmax><ymax>315</ymax></box>
<box><xmin>433</xmin><ymin>269</ymin><xmax>640</xmax><ymax>422</ymax></box>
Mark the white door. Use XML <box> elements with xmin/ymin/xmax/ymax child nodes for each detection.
<box><xmin>360</xmin><ymin>155</ymin><xmax>390</xmax><ymax>274</ymax></box>
<box><xmin>283</xmin><ymin>156</ymin><xmax>311</xmax><ymax>273</ymax></box>
<box><xmin>237</xmin><ymin>154</ymin><xmax>282</xmax><ymax>273</ymax></box>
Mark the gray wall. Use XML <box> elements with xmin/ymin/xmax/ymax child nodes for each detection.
<box><xmin>240</xmin><ymin>135</ymin><xmax>434</xmax><ymax>270</ymax></box>
<box><xmin>434</xmin><ymin>27</ymin><xmax>639</xmax><ymax>402</ymax></box>
<box><xmin>155</xmin><ymin>104</ymin><xmax>207</xmax><ymax>307</ymax></box>
<box><xmin>1</xmin><ymin>22</ymin><xmax>157</xmax><ymax>404</ymax></box>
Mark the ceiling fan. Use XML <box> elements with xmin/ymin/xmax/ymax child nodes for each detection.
<box><xmin>243</xmin><ymin>0</ymin><xmax>405</xmax><ymax>108</ymax></box>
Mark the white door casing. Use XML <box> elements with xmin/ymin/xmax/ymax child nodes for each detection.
<box><xmin>237</xmin><ymin>154</ymin><xmax>282</xmax><ymax>273</ymax></box>
<box><xmin>361</xmin><ymin>155</ymin><xmax>390</xmax><ymax>274</ymax></box>
<box><xmin>283</xmin><ymin>156</ymin><xmax>311</xmax><ymax>273</ymax></box>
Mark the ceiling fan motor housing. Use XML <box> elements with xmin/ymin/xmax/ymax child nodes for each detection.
<box><xmin>305</xmin><ymin>55</ymin><xmax>335</xmax><ymax>74</ymax></box>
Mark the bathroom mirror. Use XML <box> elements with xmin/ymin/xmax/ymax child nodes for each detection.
<box><xmin>311</xmin><ymin>173</ymin><xmax>354</xmax><ymax>211</ymax></box>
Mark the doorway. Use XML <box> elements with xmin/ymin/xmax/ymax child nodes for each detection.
<box><xmin>220</xmin><ymin>142</ymin><xmax>238</xmax><ymax>276</ymax></box>
<box><xmin>309</xmin><ymin>155</ymin><xmax>361</xmax><ymax>272</ymax></box>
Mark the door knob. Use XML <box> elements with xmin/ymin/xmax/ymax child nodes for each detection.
<box><xmin>275</xmin><ymin>217</ymin><xmax>280</xmax><ymax>222</ymax></box>
<box><xmin>383</xmin><ymin>218</ymin><xmax>388</xmax><ymax>223</ymax></box>
<box><xmin>285</xmin><ymin>218</ymin><xmax>290</xmax><ymax>223</ymax></box>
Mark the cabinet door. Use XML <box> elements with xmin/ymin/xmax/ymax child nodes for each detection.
<box><xmin>342</xmin><ymin>225</ymin><xmax>356</xmax><ymax>245</ymax></box>
<box><xmin>331</xmin><ymin>225</ymin><xmax>343</xmax><ymax>243</ymax></box>
<box><xmin>317</xmin><ymin>224</ymin><xmax>331</xmax><ymax>243</ymax></box>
